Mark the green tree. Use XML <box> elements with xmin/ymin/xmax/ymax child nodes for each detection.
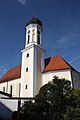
<box><xmin>64</xmin><ymin>89</ymin><xmax>80</xmax><ymax>120</ymax></box>
<box><xmin>20</xmin><ymin>100</ymin><xmax>49</xmax><ymax>120</ymax></box>
<box><xmin>20</xmin><ymin>76</ymin><xmax>80</xmax><ymax>120</ymax></box>
<box><xmin>36</xmin><ymin>76</ymin><xmax>71</xmax><ymax>120</ymax></box>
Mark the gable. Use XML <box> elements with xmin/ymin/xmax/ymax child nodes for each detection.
<box><xmin>43</xmin><ymin>55</ymin><xmax>72</xmax><ymax>72</ymax></box>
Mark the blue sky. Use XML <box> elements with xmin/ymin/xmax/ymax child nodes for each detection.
<box><xmin>0</xmin><ymin>0</ymin><xmax>80</xmax><ymax>77</ymax></box>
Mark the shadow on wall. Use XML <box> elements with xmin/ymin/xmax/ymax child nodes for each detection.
<box><xmin>0</xmin><ymin>102</ymin><xmax>12</xmax><ymax>120</ymax></box>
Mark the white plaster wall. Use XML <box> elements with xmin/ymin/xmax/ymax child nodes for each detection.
<box><xmin>0</xmin><ymin>82</ymin><xmax>7</xmax><ymax>92</ymax></box>
<box><xmin>0</xmin><ymin>78</ymin><xmax>21</xmax><ymax>97</ymax></box>
<box><xmin>0</xmin><ymin>98</ymin><xmax>18</xmax><ymax>111</ymax></box>
<box><xmin>21</xmin><ymin>44</ymin><xmax>45</xmax><ymax>97</ymax></box>
<box><xmin>21</xmin><ymin>47</ymin><xmax>33</xmax><ymax>97</ymax></box>
<box><xmin>0</xmin><ymin>94</ymin><xmax>18</xmax><ymax>120</ymax></box>
<box><xmin>42</xmin><ymin>69</ymin><xmax>72</xmax><ymax>86</ymax></box>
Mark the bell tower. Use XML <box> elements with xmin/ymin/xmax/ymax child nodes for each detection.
<box><xmin>25</xmin><ymin>17</ymin><xmax>42</xmax><ymax>47</ymax></box>
<box><xmin>21</xmin><ymin>17</ymin><xmax>45</xmax><ymax>97</ymax></box>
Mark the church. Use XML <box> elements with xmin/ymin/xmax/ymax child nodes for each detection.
<box><xmin>0</xmin><ymin>17</ymin><xmax>80</xmax><ymax>98</ymax></box>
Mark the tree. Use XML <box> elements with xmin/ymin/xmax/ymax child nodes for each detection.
<box><xmin>20</xmin><ymin>100</ymin><xmax>49</xmax><ymax>120</ymax></box>
<box><xmin>64</xmin><ymin>89</ymin><xmax>80</xmax><ymax>120</ymax></box>
<box><xmin>35</xmin><ymin>76</ymin><xmax>71</xmax><ymax>120</ymax></box>
<box><xmin>20</xmin><ymin>76</ymin><xmax>80</xmax><ymax>120</ymax></box>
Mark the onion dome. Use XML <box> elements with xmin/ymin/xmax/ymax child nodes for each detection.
<box><xmin>26</xmin><ymin>17</ymin><xmax>42</xmax><ymax>27</ymax></box>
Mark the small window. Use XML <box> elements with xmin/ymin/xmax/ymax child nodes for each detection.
<box><xmin>28</xmin><ymin>30</ymin><xmax>30</xmax><ymax>34</ymax></box>
<box><xmin>10</xmin><ymin>85</ymin><xmax>12</xmax><ymax>95</ymax></box>
<box><xmin>27</xmin><ymin>35</ymin><xmax>30</xmax><ymax>44</ymax></box>
<box><xmin>25</xmin><ymin>85</ymin><xmax>27</xmax><ymax>89</ymax></box>
<box><xmin>32</xmin><ymin>33</ymin><xmax>35</xmax><ymax>41</ymax></box>
<box><xmin>37</xmin><ymin>30</ymin><xmax>40</xmax><ymax>44</ymax></box>
<box><xmin>38</xmin><ymin>35</ymin><xmax>40</xmax><ymax>44</ymax></box>
<box><xmin>38</xmin><ymin>30</ymin><xmax>40</xmax><ymax>34</ymax></box>
<box><xmin>26</xmin><ymin>67</ymin><xmax>28</xmax><ymax>72</ymax></box>
<box><xmin>3</xmin><ymin>87</ymin><xmax>5</xmax><ymax>92</ymax></box>
<box><xmin>27</xmin><ymin>53</ymin><xmax>29</xmax><ymax>58</ymax></box>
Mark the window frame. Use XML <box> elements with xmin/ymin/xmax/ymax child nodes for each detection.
<box><xmin>3</xmin><ymin>87</ymin><xmax>5</xmax><ymax>92</ymax></box>
<box><xmin>26</xmin><ymin>53</ymin><xmax>29</xmax><ymax>58</ymax></box>
<box><xmin>25</xmin><ymin>85</ymin><xmax>27</xmax><ymax>89</ymax></box>
<box><xmin>26</xmin><ymin>67</ymin><xmax>28</xmax><ymax>72</ymax></box>
<box><xmin>10</xmin><ymin>85</ymin><xmax>12</xmax><ymax>95</ymax></box>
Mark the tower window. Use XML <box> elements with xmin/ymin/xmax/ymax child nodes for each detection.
<box><xmin>37</xmin><ymin>30</ymin><xmax>40</xmax><ymax>44</ymax></box>
<box><xmin>27</xmin><ymin>30</ymin><xmax>30</xmax><ymax>44</ymax></box>
<box><xmin>32</xmin><ymin>33</ymin><xmax>35</xmax><ymax>42</ymax></box>
<box><xmin>27</xmin><ymin>53</ymin><xmax>29</xmax><ymax>58</ymax></box>
<box><xmin>25</xmin><ymin>85</ymin><xmax>27</xmax><ymax>89</ymax></box>
<box><xmin>27</xmin><ymin>35</ymin><xmax>30</xmax><ymax>44</ymax></box>
<box><xmin>10</xmin><ymin>85</ymin><xmax>12</xmax><ymax>95</ymax></box>
<box><xmin>38</xmin><ymin>30</ymin><xmax>40</xmax><ymax>34</ymax></box>
<box><xmin>38</xmin><ymin>35</ymin><xmax>40</xmax><ymax>44</ymax></box>
<box><xmin>26</xmin><ymin>67</ymin><xmax>28</xmax><ymax>72</ymax></box>
<box><xmin>28</xmin><ymin>30</ymin><xmax>30</xmax><ymax>34</ymax></box>
<box><xmin>32</xmin><ymin>29</ymin><xmax>35</xmax><ymax>42</ymax></box>
<box><xmin>3</xmin><ymin>87</ymin><xmax>5</xmax><ymax>92</ymax></box>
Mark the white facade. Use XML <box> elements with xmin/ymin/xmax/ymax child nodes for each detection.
<box><xmin>0</xmin><ymin>94</ymin><xmax>18</xmax><ymax>120</ymax></box>
<box><xmin>0</xmin><ymin>78</ymin><xmax>21</xmax><ymax>97</ymax></box>
<box><xmin>42</xmin><ymin>69</ymin><xmax>72</xmax><ymax>85</ymax></box>
<box><xmin>42</xmin><ymin>69</ymin><xmax>80</xmax><ymax>88</ymax></box>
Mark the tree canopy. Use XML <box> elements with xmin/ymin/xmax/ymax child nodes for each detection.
<box><xmin>20</xmin><ymin>76</ymin><xmax>80</xmax><ymax>120</ymax></box>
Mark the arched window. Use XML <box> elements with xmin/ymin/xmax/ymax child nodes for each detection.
<box><xmin>28</xmin><ymin>30</ymin><xmax>30</xmax><ymax>34</ymax></box>
<box><xmin>32</xmin><ymin>33</ymin><xmax>35</xmax><ymax>42</ymax></box>
<box><xmin>27</xmin><ymin>30</ymin><xmax>30</xmax><ymax>44</ymax></box>
<box><xmin>10</xmin><ymin>85</ymin><xmax>12</xmax><ymax>95</ymax></box>
<box><xmin>32</xmin><ymin>29</ymin><xmax>35</xmax><ymax>42</ymax></box>
<box><xmin>37</xmin><ymin>30</ymin><xmax>40</xmax><ymax>44</ymax></box>
<box><xmin>27</xmin><ymin>35</ymin><xmax>30</xmax><ymax>44</ymax></box>
<box><xmin>3</xmin><ymin>87</ymin><xmax>5</xmax><ymax>92</ymax></box>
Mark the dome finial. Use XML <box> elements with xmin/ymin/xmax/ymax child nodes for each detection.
<box><xmin>26</xmin><ymin>15</ymin><xmax>42</xmax><ymax>27</ymax></box>
<box><xmin>33</xmin><ymin>10</ymin><xmax>36</xmax><ymax>17</ymax></box>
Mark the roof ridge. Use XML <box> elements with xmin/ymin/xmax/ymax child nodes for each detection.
<box><xmin>45</xmin><ymin>54</ymin><xmax>59</xmax><ymax>60</ymax></box>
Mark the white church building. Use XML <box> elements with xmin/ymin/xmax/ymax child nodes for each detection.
<box><xmin>0</xmin><ymin>17</ymin><xmax>80</xmax><ymax>98</ymax></box>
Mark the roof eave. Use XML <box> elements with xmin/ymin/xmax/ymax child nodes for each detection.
<box><xmin>42</xmin><ymin>68</ymin><xmax>72</xmax><ymax>74</ymax></box>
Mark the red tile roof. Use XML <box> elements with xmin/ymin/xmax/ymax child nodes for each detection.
<box><xmin>43</xmin><ymin>54</ymin><xmax>71</xmax><ymax>72</ymax></box>
<box><xmin>0</xmin><ymin>55</ymin><xmax>77</xmax><ymax>83</ymax></box>
<box><xmin>0</xmin><ymin>65</ymin><xmax>21</xmax><ymax>83</ymax></box>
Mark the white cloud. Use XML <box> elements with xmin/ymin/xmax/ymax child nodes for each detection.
<box><xmin>69</xmin><ymin>56</ymin><xmax>80</xmax><ymax>64</ymax></box>
<box><xmin>55</xmin><ymin>32</ymin><xmax>80</xmax><ymax>49</ymax></box>
<box><xmin>0</xmin><ymin>64</ymin><xmax>10</xmax><ymax>78</ymax></box>
<box><xmin>56</xmin><ymin>37</ymin><xmax>66</xmax><ymax>44</ymax></box>
<box><xmin>17</xmin><ymin>0</ymin><xmax>26</xmax><ymax>5</ymax></box>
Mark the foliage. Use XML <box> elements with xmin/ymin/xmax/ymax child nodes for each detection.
<box><xmin>64</xmin><ymin>89</ymin><xmax>80</xmax><ymax>120</ymax></box>
<box><xmin>20</xmin><ymin>76</ymin><xmax>80</xmax><ymax>120</ymax></box>
<box><xmin>20</xmin><ymin>100</ymin><xmax>49</xmax><ymax>120</ymax></box>
<box><xmin>35</xmin><ymin>76</ymin><xmax>71</xmax><ymax>120</ymax></box>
